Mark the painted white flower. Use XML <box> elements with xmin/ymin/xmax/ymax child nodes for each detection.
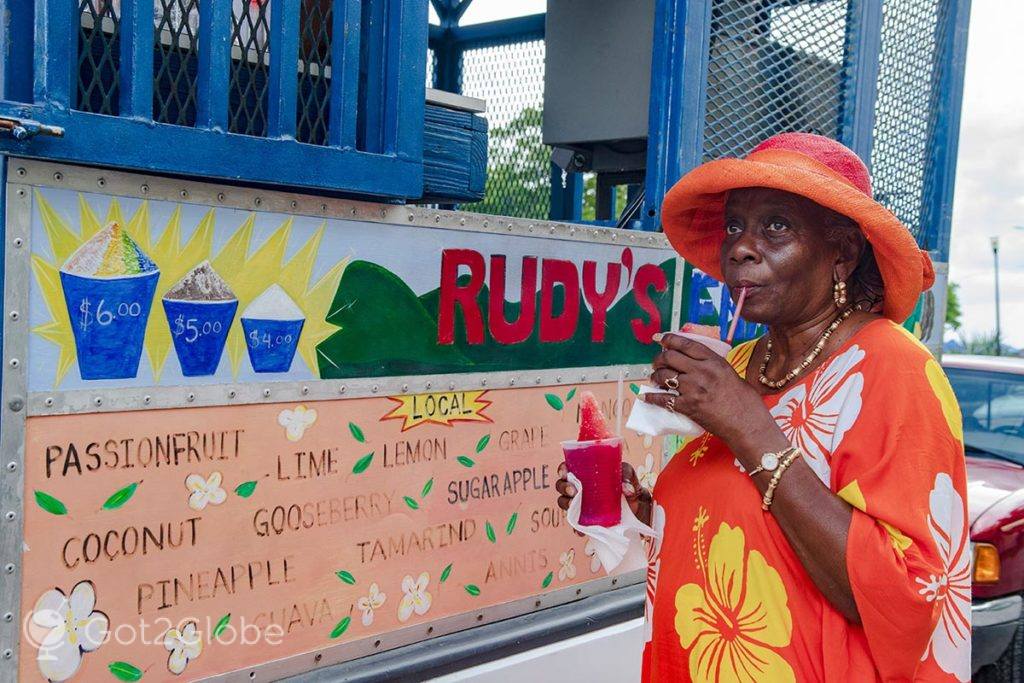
<box><xmin>636</xmin><ymin>453</ymin><xmax>657</xmax><ymax>491</ymax></box>
<box><xmin>644</xmin><ymin>502</ymin><xmax>666</xmax><ymax>643</ymax></box>
<box><xmin>558</xmin><ymin>549</ymin><xmax>577</xmax><ymax>581</ymax></box>
<box><xmin>163</xmin><ymin>620</ymin><xmax>202</xmax><ymax>675</ymax></box>
<box><xmin>278</xmin><ymin>405</ymin><xmax>318</xmax><ymax>441</ymax></box>
<box><xmin>32</xmin><ymin>581</ymin><xmax>108</xmax><ymax>682</ymax></box>
<box><xmin>918</xmin><ymin>473</ymin><xmax>972</xmax><ymax>681</ymax></box>
<box><xmin>584</xmin><ymin>539</ymin><xmax>602</xmax><ymax>574</ymax></box>
<box><xmin>398</xmin><ymin>573</ymin><xmax>432</xmax><ymax>622</ymax></box>
<box><xmin>358</xmin><ymin>583</ymin><xmax>387</xmax><ymax>626</ymax></box>
<box><xmin>185</xmin><ymin>471</ymin><xmax>227</xmax><ymax>511</ymax></box>
<box><xmin>770</xmin><ymin>345</ymin><xmax>865</xmax><ymax>486</ymax></box>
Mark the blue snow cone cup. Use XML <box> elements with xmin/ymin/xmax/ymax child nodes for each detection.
<box><xmin>241</xmin><ymin>318</ymin><xmax>305</xmax><ymax>373</ymax></box>
<box><xmin>163</xmin><ymin>299</ymin><xmax>238</xmax><ymax>376</ymax></box>
<box><xmin>60</xmin><ymin>271</ymin><xmax>160</xmax><ymax>380</ymax></box>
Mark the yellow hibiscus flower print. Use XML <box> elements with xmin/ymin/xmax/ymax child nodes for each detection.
<box><xmin>674</xmin><ymin>514</ymin><xmax>795</xmax><ymax>682</ymax></box>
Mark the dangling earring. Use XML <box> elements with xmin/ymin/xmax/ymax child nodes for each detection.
<box><xmin>833</xmin><ymin>279</ymin><xmax>848</xmax><ymax>308</ymax></box>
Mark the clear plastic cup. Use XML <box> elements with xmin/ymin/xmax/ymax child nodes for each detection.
<box><xmin>562</xmin><ymin>437</ymin><xmax>623</xmax><ymax>526</ymax></box>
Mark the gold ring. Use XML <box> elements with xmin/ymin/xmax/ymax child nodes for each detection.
<box><xmin>665</xmin><ymin>374</ymin><xmax>680</xmax><ymax>390</ymax></box>
<box><xmin>665</xmin><ymin>396</ymin><xmax>676</xmax><ymax>413</ymax></box>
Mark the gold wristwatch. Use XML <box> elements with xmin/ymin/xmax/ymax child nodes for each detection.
<box><xmin>748</xmin><ymin>447</ymin><xmax>798</xmax><ymax>477</ymax></box>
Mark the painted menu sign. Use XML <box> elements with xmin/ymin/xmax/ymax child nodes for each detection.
<box><xmin>18</xmin><ymin>384</ymin><xmax>657</xmax><ymax>681</ymax></box>
<box><xmin>28</xmin><ymin>187</ymin><xmax>677</xmax><ymax>391</ymax></box>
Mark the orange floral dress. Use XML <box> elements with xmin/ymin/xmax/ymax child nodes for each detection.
<box><xmin>641</xmin><ymin>319</ymin><xmax>970</xmax><ymax>682</ymax></box>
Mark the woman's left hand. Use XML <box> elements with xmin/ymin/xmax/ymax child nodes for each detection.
<box><xmin>644</xmin><ymin>334</ymin><xmax>770</xmax><ymax>450</ymax></box>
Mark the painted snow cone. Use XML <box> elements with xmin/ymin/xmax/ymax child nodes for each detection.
<box><xmin>60</xmin><ymin>222</ymin><xmax>160</xmax><ymax>380</ymax></box>
<box><xmin>562</xmin><ymin>392</ymin><xmax>622</xmax><ymax>526</ymax></box>
<box><xmin>162</xmin><ymin>261</ymin><xmax>238</xmax><ymax>376</ymax></box>
<box><xmin>241</xmin><ymin>284</ymin><xmax>304</xmax><ymax>373</ymax></box>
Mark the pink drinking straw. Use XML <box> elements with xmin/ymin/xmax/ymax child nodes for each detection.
<box><xmin>724</xmin><ymin>287</ymin><xmax>748</xmax><ymax>344</ymax></box>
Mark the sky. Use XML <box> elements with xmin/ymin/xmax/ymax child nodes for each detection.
<box><xmin>446</xmin><ymin>1</ymin><xmax>1022</xmax><ymax>345</ymax></box>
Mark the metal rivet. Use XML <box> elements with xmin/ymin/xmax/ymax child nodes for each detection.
<box><xmin>581</xmin><ymin>375</ymin><xmax>587</xmax><ymax>381</ymax></box>
<box><xmin>427</xmin><ymin>626</ymin><xmax>434</xmax><ymax>634</ymax></box>
<box><xmin>314</xmin><ymin>653</ymin><xmax>322</xmax><ymax>663</ymax></box>
<box><xmin>302</xmin><ymin>386</ymin><xmax>309</xmax><ymax>395</ymax></box>
<box><xmin>448</xmin><ymin>382</ymin><xmax>455</xmax><ymax>390</ymax></box>
<box><xmin>374</xmin><ymin>640</ymin><xmax>381</xmax><ymax>648</ymax></box>
<box><xmin>570</xmin><ymin>228</ymin><xmax>576</xmax><ymax>235</ymax></box>
<box><xmin>291</xmin><ymin>201</ymin><xmax>298</xmax><ymax>209</ymax></box>
<box><xmin>6</xmin><ymin>462</ymin><xmax>15</xmax><ymax>472</ymax></box>
<box><xmin>44</xmin><ymin>397</ymin><xmax>53</xmax><ymax>407</ymax></box>
<box><xmin>425</xmin><ymin>382</ymin><xmax>432</xmax><ymax>390</ymax></box>
<box><xmin>339</xmin><ymin>386</ymin><xmax>346</xmax><ymax>394</ymax></box>
<box><xmin>180</xmin><ymin>189</ymin><xmax>188</xmax><ymax>198</ymax></box>
<box><xmin>371</xmin><ymin>385</ymin><xmax>379</xmax><ymax>393</ymax></box>
<box><xmin>8</xmin><ymin>358</ymin><xmax>19</xmax><ymax>368</ymax></box>
<box><xmin>187</xmin><ymin>393</ymin><xmax>195</xmax><ymax>402</ymax></box>
<box><xmin>143</xmin><ymin>395</ymin><xmax>151</xmax><ymax>404</ymax></box>
<box><xmin>534</xmin><ymin>600</ymin><xmax>541</xmax><ymax>607</ymax></box>
<box><xmin>481</xmin><ymin>379</ymin><xmax>487</xmax><ymax>386</ymax></box>
<box><xmin>141</xmin><ymin>183</ymin><xmax>149</xmax><ymax>194</ymax></box>
<box><xmin>53</xmin><ymin>172</ymin><xmax>63</xmax><ymax>181</ymax></box>
<box><xmin>3</xmin><ymin>611</ymin><xmax>12</xmax><ymax>622</ymax></box>
<box><xmin>254</xmin><ymin>197</ymin><xmax>263</xmax><ymax>206</ymax></box>
<box><xmin>263</xmin><ymin>389</ymin><xmax>271</xmax><ymax>398</ymax></box>
<box><xmin>351</xmin><ymin>208</ymin><xmax>357</xmax><ymax>215</ymax></box>
<box><xmin>2</xmin><ymin>649</ymin><xmax>11</xmax><ymax>660</ymax></box>
<box><xmin>556</xmin><ymin>376</ymin><xmax>562</xmax><ymax>382</ymax></box>
<box><xmin>507</xmin><ymin>225</ymin><xmax>513</xmax><ymax>232</ymax></box>
<box><xmin>630</xmin><ymin>234</ymin><xmax>635</xmax><ymax>241</ymax></box>
<box><xmin>323</xmin><ymin>204</ymin><xmax>329</xmax><ymax>212</ymax></box>
<box><xmin>604</xmin><ymin>372</ymin><xmax>609</xmax><ymax>379</ymax></box>
<box><xmin>380</xmin><ymin>209</ymin><xmax>386</xmax><ymax>218</ymax></box>
<box><xmin>8</xmin><ymin>398</ymin><xmax>22</xmax><ymax>412</ymax></box>
<box><xmin>217</xmin><ymin>192</ymin><xmax>225</xmax><ymax>201</ymax></box>
<box><xmin>549</xmin><ymin>226</ymin><xmax>555</xmax><ymax>234</ymax></box>
<box><xmin>476</xmin><ymin>614</ymin><xmax>483</xmax><ymax>622</ymax></box>
<box><xmin>483</xmin><ymin>221</ymin><xmax>488</xmax><ymax>228</ymax></box>
<box><xmin>576</xmin><ymin>588</ymin><xmax>582</xmax><ymax>596</ymax></box>
<box><xmin>612</xmin><ymin>578</ymin><xmax>618</xmax><ymax>585</ymax></box>
<box><xmin>97</xmin><ymin>177</ymin><xmax>106</xmax><ymax>187</ymax></box>
<box><xmin>93</xmin><ymin>397</ymin><xmax>102</xmax><ymax>406</ymax></box>
<box><xmin>435</xmin><ymin>215</ymin><xmax>441</xmax><ymax>223</ymax></box>
<box><xmin>408</xmin><ymin>214</ymin><xmax>415</xmax><ymax>222</ymax></box>
<box><xmin>402</xmin><ymin>384</ymin><xmax>409</xmax><ymax>392</ymax></box>
<box><xmin>4</xmin><ymin>563</ymin><xmax>14</xmax><ymax>573</ymax></box>
<box><xmin>509</xmin><ymin>378</ymin><xmax>516</xmax><ymax>386</ymax></box>
<box><xmin>5</xmin><ymin>511</ymin><xmax>15</xmax><ymax>521</ymax></box>
<box><xmin>15</xmin><ymin>167</ymin><xmax>25</xmax><ymax>176</ymax></box>
<box><xmin>534</xmin><ymin>377</ymin><xmax>540</xmax><ymax>384</ymax></box>
<box><xmin>16</xmin><ymin>189</ymin><xmax>24</xmax><ymax>197</ymax></box>
<box><xmin>227</xmin><ymin>390</ymin><xmax>236</xmax><ymax>399</ymax></box>
<box><xmin>13</xmin><ymin>238</ymin><xmax>23</xmax><ymax>248</ymax></box>
<box><xmin>460</xmin><ymin>218</ymin><xmax>466</xmax><ymax>226</ymax></box>
<box><xmin>593</xmin><ymin>229</ymin><xmax>600</xmax><ymax>237</ymax></box>
<box><xmin>612</xmin><ymin>233</ymin><xmax>617</xmax><ymax>240</ymax></box>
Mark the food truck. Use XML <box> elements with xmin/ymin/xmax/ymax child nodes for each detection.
<box><xmin>0</xmin><ymin>0</ymin><xmax>970</xmax><ymax>680</ymax></box>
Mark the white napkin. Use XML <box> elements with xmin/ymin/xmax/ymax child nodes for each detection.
<box><xmin>565</xmin><ymin>472</ymin><xmax>659</xmax><ymax>574</ymax></box>
<box><xmin>625</xmin><ymin>385</ymin><xmax>705</xmax><ymax>437</ymax></box>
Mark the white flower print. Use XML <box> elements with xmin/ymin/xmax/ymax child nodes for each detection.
<box><xmin>358</xmin><ymin>583</ymin><xmax>387</xmax><ymax>626</ymax></box>
<box><xmin>644</xmin><ymin>502</ymin><xmax>666</xmax><ymax>643</ymax></box>
<box><xmin>558</xmin><ymin>549</ymin><xmax>577</xmax><ymax>581</ymax></box>
<box><xmin>637</xmin><ymin>453</ymin><xmax>657</xmax><ymax>491</ymax></box>
<box><xmin>770</xmin><ymin>345</ymin><xmax>865</xmax><ymax>486</ymax></box>
<box><xmin>32</xmin><ymin>581</ymin><xmax>108</xmax><ymax>682</ymax></box>
<box><xmin>584</xmin><ymin>539</ymin><xmax>602</xmax><ymax>574</ymax></box>
<box><xmin>164</xmin><ymin>620</ymin><xmax>202</xmax><ymax>675</ymax></box>
<box><xmin>918</xmin><ymin>473</ymin><xmax>971</xmax><ymax>681</ymax></box>
<box><xmin>185</xmin><ymin>471</ymin><xmax>227</xmax><ymax>511</ymax></box>
<box><xmin>398</xmin><ymin>573</ymin><xmax>432</xmax><ymax>622</ymax></box>
<box><xmin>277</xmin><ymin>405</ymin><xmax>317</xmax><ymax>442</ymax></box>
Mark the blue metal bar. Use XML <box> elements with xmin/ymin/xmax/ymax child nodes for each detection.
<box><xmin>839</xmin><ymin>0</ymin><xmax>883</xmax><ymax>166</ymax></box>
<box><xmin>450</xmin><ymin>14</ymin><xmax>545</xmax><ymax>48</ymax></box>
<box><xmin>329</xmin><ymin>0</ymin><xmax>362</xmax><ymax>149</ymax></box>
<box><xmin>33</xmin><ymin>0</ymin><xmax>76</xmax><ymax>108</ymax></box>
<box><xmin>383</xmin><ymin>0</ymin><xmax>427</xmax><ymax>162</ymax></box>
<box><xmin>267</xmin><ymin>0</ymin><xmax>301</xmax><ymax>139</ymax></box>
<box><xmin>119</xmin><ymin>0</ymin><xmax>155</xmax><ymax>119</ymax></box>
<box><xmin>641</xmin><ymin>0</ymin><xmax>711</xmax><ymax>231</ymax></box>
<box><xmin>196</xmin><ymin>0</ymin><xmax>232</xmax><ymax>130</ymax></box>
<box><xmin>922</xmin><ymin>0</ymin><xmax>972</xmax><ymax>262</ymax></box>
<box><xmin>358</xmin><ymin>0</ymin><xmax>387</xmax><ymax>153</ymax></box>
<box><xmin>549</xmin><ymin>165</ymin><xmax>583</xmax><ymax>222</ymax></box>
<box><xmin>1</xmin><ymin>0</ymin><xmax>34</xmax><ymax>103</ymax></box>
<box><xmin>452</xmin><ymin>0</ymin><xmax>474</xmax><ymax>24</ymax></box>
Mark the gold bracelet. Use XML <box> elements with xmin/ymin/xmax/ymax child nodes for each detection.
<box><xmin>761</xmin><ymin>448</ymin><xmax>802</xmax><ymax>511</ymax></box>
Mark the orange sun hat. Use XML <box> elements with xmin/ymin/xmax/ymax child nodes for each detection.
<box><xmin>661</xmin><ymin>132</ymin><xmax>935</xmax><ymax>323</ymax></box>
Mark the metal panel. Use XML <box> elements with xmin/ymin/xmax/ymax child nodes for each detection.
<box><xmin>119</xmin><ymin>0</ymin><xmax>155</xmax><ymax>119</ymax></box>
<box><xmin>840</xmin><ymin>0</ymin><xmax>884</xmax><ymax>163</ymax></box>
<box><xmin>197</xmin><ymin>0</ymin><xmax>232</xmax><ymax>130</ymax></box>
<box><xmin>267</xmin><ymin>0</ymin><xmax>301</xmax><ymax>139</ymax></box>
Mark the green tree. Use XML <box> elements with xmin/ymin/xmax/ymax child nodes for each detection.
<box><xmin>960</xmin><ymin>330</ymin><xmax>1000</xmax><ymax>355</ymax></box>
<box><xmin>946</xmin><ymin>282</ymin><xmax>962</xmax><ymax>331</ymax></box>
<box><xmin>469</xmin><ymin>107</ymin><xmax>550</xmax><ymax>219</ymax></box>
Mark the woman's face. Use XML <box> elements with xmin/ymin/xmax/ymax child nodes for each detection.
<box><xmin>720</xmin><ymin>187</ymin><xmax>856</xmax><ymax>326</ymax></box>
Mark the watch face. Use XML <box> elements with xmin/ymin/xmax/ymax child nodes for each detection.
<box><xmin>761</xmin><ymin>453</ymin><xmax>780</xmax><ymax>471</ymax></box>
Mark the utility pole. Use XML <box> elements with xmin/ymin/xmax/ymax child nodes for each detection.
<box><xmin>991</xmin><ymin>236</ymin><xmax>1001</xmax><ymax>356</ymax></box>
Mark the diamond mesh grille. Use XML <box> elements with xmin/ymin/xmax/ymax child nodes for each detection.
<box><xmin>77</xmin><ymin>0</ymin><xmax>121</xmax><ymax>115</ymax></box>
<box><xmin>459</xmin><ymin>39</ymin><xmax>549</xmax><ymax>220</ymax></box>
<box><xmin>297</xmin><ymin>0</ymin><xmax>332</xmax><ymax>145</ymax></box>
<box><xmin>702</xmin><ymin>0</ymin><xmax>850</xmax><ymax>161</ymax></box>
<box><xmin>154</xmin><ymin>0</ymin><xmax>199</xmax><ymax>126</ymax></box>
<box><xmin>229</xmin><ymin>0</ymin><xmax>271</xmax><ymax>137</ymax></box>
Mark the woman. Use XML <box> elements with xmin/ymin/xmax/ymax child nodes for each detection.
<box><xmin>556</xmin><ymin>133</ymin><xmax>969</xmax><ymax>682</ymax></box>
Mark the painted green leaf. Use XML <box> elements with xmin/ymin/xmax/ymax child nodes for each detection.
<box><xmin>335</xmin><ymin>570</ymin><xmax>356</xmax><ymax>585</ymax></box>
<box><xmin>541</xmin><ymin>572</ymin><xmax>554</xmax><ymax>588</ymax></box>
<box><xmin>348</xmin><ymin>422</ymin><xmax>365</xmax><ymax>443</ymax></box>
<box><xmin>34</xmin><ymin>490</ymin><xmax>67</xmax><ymax>516</ymax></box>
<box><xmin>485</xmin><ymin>522</ymin><xmax>496</xmax><ymax>543</ymax></box>
<box><xmin>352</xmin><ymin>452</ymin><xmax>374</xmax><ymax>474</ymax></box>
<box><xmin>440</xmin><ymin>563</ymin><xmax>453</xmax><ymax>583</ymax></box>
<box><xmin>234</xmin><ymin>481</ymin><xmax>258</xmax><ymax>498</ymax></box>
<box><xmin>329</xmin><ymin>616</ymin><xmax>351</xmax><ymax>639</ymax></box>
<box><xmin>629</xmin><ymin>383</ymin><xmax>641</xmax><ymax>395</ymax></box>
<box><xmin>475</xmin><ymin>434</ymin><xmax>490</xmax><ymax>453</ymax></box>
<box><xmin>464</xmin><ymin>584</ymin><xmax>481</xmax><ymax>597</ymax></box>
<box><xmin>404</xmin><ymin>496</ymin><xmax>420</xmax><ymax>510</ymax></box>
<box><xmin>545</xmin><ymin>393</ymin><xmax>564</xmax><ymax>411</ymax></box>
<box><xmin>212</xmin><ymin>613</ymin><xmax>231</xmax><ymax>638</ymax></box>
<box><xmin>421</xmin><ymin>478</ymin><xmax>434</xmax><ymax>498</ymax></box>
<box><xmin>506</xmin><ymin>512</ymin><xmax>518</xmax><ymax>535</ymax></box>
<box><xmin>102</xmin><ymin>482</ymin><xmax>139</xmax><ymax>510</ymax></box>
<box><xmin>107</xmin><ymin>661</ymin><xmax>142</xmax><ymax>681</ymax></box>
<box><xmin>565</xmin><ymin>387</ymin><xmax>577</xmax><ymax>402</ymax></box>
<box><xmin>456</xmin><ymin>455</ymin><xmax>475</xmax><ymax>468</ymax></box>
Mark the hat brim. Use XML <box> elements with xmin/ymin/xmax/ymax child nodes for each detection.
<box><xmin>661</xmin><ymin>157</ymin><xmax>935</xmax><ymax>323</ymax></box>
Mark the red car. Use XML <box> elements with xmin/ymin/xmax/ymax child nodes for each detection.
<box><xmin>944</xmin><ymin>355</ymin><xmax>1024</xmax><ymax>680</ymax></box>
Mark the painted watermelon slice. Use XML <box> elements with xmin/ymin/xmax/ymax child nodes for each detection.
<box><xmin>578</xmin><ymin>391</ymin><xmax>614</xmax><ymax>441</ymax></box>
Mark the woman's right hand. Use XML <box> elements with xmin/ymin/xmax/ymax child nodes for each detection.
<box><xmin>555</xmin><ymin>461</ymin><xmax>653</xmax><ymax>527</ymax></box>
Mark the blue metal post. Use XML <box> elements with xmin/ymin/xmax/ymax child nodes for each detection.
<box><xmin>549</xmin><ymin>165</ymin><xmax>583</xmax><ymax>222</ymax></box>
<box><xmin>120</xmin><ymin>0</ymin><xmax>155</xmax><ymax>119</ymax></box>
<box><xmin>329</xmin><ymin>0</ymin><xmax>362</xmax><ymax>149</ymax></box>
<box><xmin>1</xmin><ymin>0</ymin><xmax>34</xmax><ymax>103</ymax></box>
<box><xmin>34</xmin><ymin>0</ymin><xmax>76</xmax><ymax>108</ymax></box>
<box><xmin>434</xmin><ymin>0</ymin><xmax>462</xmax><ymax>93</ymax></box>
<box><xmin>839</xmin><ymin>0</ymin><xmax>883</xmax><ymax>166</ymax></box>
<box><xmin>196</xmin><ymin>0</ymin><xmax>232</xmax><ymax>131</ymax></box>
<box><xmin>641</xmin><ymin>0</ymin><xmax>712</xmax><ymax>231</ymax></box>
<box><xmin>384</xmin><ymin>0</ymin><xmax>427</xmax><ymax>160</ymax></box>
<box><xmin>267</xmin><ymin>0</ymin><xmax>301</xmax><ymax>139</ymax></box>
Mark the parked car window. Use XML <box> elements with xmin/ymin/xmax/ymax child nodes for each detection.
<box><xmin>947</xmin><ymin>367</ymin><xmax>1024</xmax><ymax>464</ymax></box>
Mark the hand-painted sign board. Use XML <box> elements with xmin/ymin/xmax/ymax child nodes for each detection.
<box><xmin>1</xmin><ymin>161</ymin><xmax>677</xmax><ymax>682</ymax></box>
